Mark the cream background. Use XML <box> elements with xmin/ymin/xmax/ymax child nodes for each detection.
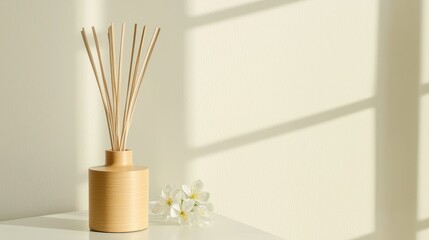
<box><xmin>0</xmin><ymin>0</ymin><xmax>426</xmax><ymax>239</ymax></box>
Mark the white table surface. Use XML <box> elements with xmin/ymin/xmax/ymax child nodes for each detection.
<box><xmin>0</xmin><ymin>211</ymin><xmax>283</xmax><ymax>240</ymax></box>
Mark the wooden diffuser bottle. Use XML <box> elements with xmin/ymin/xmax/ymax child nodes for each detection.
<box><xmin>89</xmin><ymin>150</ymin><xmax>148</xmax><ymax>232</ymax></box>
<box><xmin>81</xmin><ymin>23</ymin><xmax>160</xmax><ymax>232</ymax></box>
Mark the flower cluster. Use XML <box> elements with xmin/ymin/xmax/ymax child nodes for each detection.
<box><xmin>151</xmin><ymin>180</ymin><xmax>214</xmax><ymax>226</ymax></box>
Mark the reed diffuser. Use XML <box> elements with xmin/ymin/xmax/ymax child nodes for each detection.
<box><xmin>81</xmin><ymin>23</ymin><xmax>160</xmax><ymax>232</ymax></box>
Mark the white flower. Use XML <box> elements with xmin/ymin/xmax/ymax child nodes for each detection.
<box><xmin>152</xmin><ymin>184</ymin><xmax>180</xmax><ymax>217</ymax></box>
<box><xmin>182</xmin><ymin>180</ymin><xmax>210</xmax><ymax>204</ymax></box>
<box><xmin>190</xmin><ymin>202</ymin><xmax>214</xmax><ymax>226</ymax></box>
<box><xmin>170</xmin><ymin>199</ymin><xmax>196</xmax><ymax>225</ymax></box>
<box><xmin>153</xmin><ymin>180</ymin><xmax>214</xmax><ymax>226</ymax></box>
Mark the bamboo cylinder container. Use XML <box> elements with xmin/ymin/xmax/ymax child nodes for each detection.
<box><xmin>89</xmin><ymin>150</ymin><xmax>149</xmax><ymax>232</ymax></box>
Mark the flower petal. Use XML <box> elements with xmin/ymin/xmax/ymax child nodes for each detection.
<box><xmin>191</xmin><ymin>179</ymin><xmax>204</xmax><ymax>193</ymax></box>
<box><xmin>192</xmin><ymin>206</ymin><xmax>201</xmax><ymax>213</ymax></box>
<box><xmin>174</xmin><ymin>190</ymin><xmax>186</xmax><ymax>202</ymax></box>
<box><xmin>165</xmin><ymin>184</ymin><xmax>174</xmax><ymax>193</ymax></box>
<box><xmin>188</xmin><ymin>211</ymin><xmax>197</xmax><ymax>226</ymax></box>
<box><xmin>182</xmin><ymin>184</ymin><xmax>192</xmax><ymax>196</ymax></box>
<box><xmin>161</xmin><ymin>191</ymin><xmax>167</xmax><ymax>199</ymax></box>
<box><xmin>170</xmin><ymin>204</ymin><xmax>180</xmax><ymax>217</ymax></box>
<box><xmin>182</xmin><ymin>199</ymin><xmax>195</xmax><ymax>212</ymax></box>
<box><xmin>178</xmin><ymin>212</ymin><xmax>191</xmax><ymax>225</ymax></box>
<box><xmin>162</xmin><ymin>184</ymin><xmax>176</xmax><ymax>199</ymax></box>
<box><xmin>197</xmin><ymin>192</ymin><xmax>210</xmax><ymax>203</ymax></box>
<box><xmin>172</xmin><ymin>203</ymin><xmax>181</xmax><ymax>211</ymax></box>
<box><xmin>170</xmin><ymin>189</ymin><xmax>180</xmax><ymax>198</ymax></box>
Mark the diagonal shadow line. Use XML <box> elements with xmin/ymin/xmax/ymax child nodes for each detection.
<box><xmin>417</xmin><ymin>218</ymin><xmax>429</xmax><ymax>231</ymax></box>
<box><xmin>349</xmin><ymin>233</ymin><xmax>374</xmax><ymax>240</ymax></box>
<box><xmin>185</xmin><ymin>0</ymin><xmax>305</xmax><ymax>28</ymax></box>
<box><xmin>421</xmin><ymin>82</ymin><xmax>429</xmax><ymax>95</ymax></box>
<box><xmin>189</xmin><ymin>97</ymin><xmax>374</xmax><ymax>158</ymax></box>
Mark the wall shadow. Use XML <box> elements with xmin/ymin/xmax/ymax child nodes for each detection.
<box><xmin>190</xmin><ymin>98</ymin><xmax>374</xmax><ymax>158</ymax></box>
<box><xmin>0</xmin><ymin>0</ymin><xmax>78</xmax><ymax>220</ymax></box>
<box><xmin>375</xmin><ymin>0</ymin><xmax>421</xmax><ymax>239</ymax></box>
<box><xmin>418</xmin><ymin>218</ymin><xmax>429</xmax><ymax>231</ymax></box>
<box><xmin>187</xmin><ymin>0</ymin><xmax>306</xmax><ymax>27</ymax></box>
<box><xmin>421</xmin><ymin>82</ymin><xmax>429</xmax><ymax>94</ymax></box>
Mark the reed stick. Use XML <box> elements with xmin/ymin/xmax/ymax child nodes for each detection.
<box><xmin>107</xmin><ymin>28</ymin><xmax>115</xmax><ymax>149</ymax></box>
<box><xmin>81</xmin><ymin>28</ymin><xmax>114</xmax><ymax>149</ymax></box>
<box><xmin>108</xmin><ymin>25</ymin><xmax>120</xmax><ymax>150</ymax></box>
<box><xmin>123</xmin><ymin>28</ymin><xmax>161</xmax><ymax>148</ymax></box>
<box><xmin>81</xmin><ymin>23</ymin><xmax>160</xmax><ymax>152</ymax></box>
<box><xmin>92</xmin><ymin>27</ymin><xmax>114</xmax><ymax>145</ymax></box>
<box><xmin>115</xmin><ymin>23</ymin><xmax>125</xmax><ymax>150</ymax></box>
<box><xmin>120</xmin><ymin>24</ymin><xmax>138</xmax><ymax>151</ymax></box>
<box><xmin>120</xmin><ymin>26</ymin><xmax>146</xmax><ymax>149</ymax></box>
<box><xmin>129</xmin><ymin>26</ymin><xmax>146</xmax><ymax>110</ymax></box>
<box><xmin>112</xmin><ymin>24</ymin><xmax>120</xmax><ymax>150</ymax></box>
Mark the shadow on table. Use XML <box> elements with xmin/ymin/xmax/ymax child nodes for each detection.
<box><xmin>2</xmin><ymin>216</ymin><xmax>151</xmax><ymax>240</ymax></box>
<box><xmin>89</xmin><ymin>230</ymin><xmax>148</xmax><ymax>240</ymax></box>
<box><xmin>148</xmin><ymin>215</ymin><xmax>180</xmax><ymax>226</ymax></box>
<box><xmin>1</xmin><ymin>213</ymin><xmax>179</xmax><ymax>232</ymax></box>
<box><xmin>1</xmin><ymin>216</ymin><xmax>88</xmax><ymax>232</ymax></box>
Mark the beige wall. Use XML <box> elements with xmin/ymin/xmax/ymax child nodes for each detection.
<box><xmin>0</xmin><ymin>0</ymin><xmax>427</xmax><ymax>239</ymax></box>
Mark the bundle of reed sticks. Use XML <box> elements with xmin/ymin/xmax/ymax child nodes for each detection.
<box><xmin>81</xmin><ymin>23</ymin><xmax>160</xmax><ymax>151</ymax></box>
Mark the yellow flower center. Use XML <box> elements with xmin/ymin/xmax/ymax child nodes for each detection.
<box><xmin>180</xmin><ymin>211</ymin><xmax>188</xmax><ymax>220</ymax></box>
<box><xmin>166</xmin><ymin>198</ymin><xmax>173</xmax><ymax>206</ymax></box>
<box><xmin>190</xmin><ymin>193</ymin><xmax>197</xmax><ymax>200</ymax></box>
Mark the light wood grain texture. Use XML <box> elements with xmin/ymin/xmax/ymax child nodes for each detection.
<box><xmin>120</xmin><ymin>24</ymin><xmax>138</xmax><ymax>151</ymax></box>
<box><xmin>81</xmin><ymin>23</ymin><xmax>160</xmax><ymax>151</ymax></box>
<box><xmin>107</xmin><ymin>27</ymin><xmax>117</xmax><ymax>149</ymax></box>
<box><xmin>120</xmin><ymin>26</ymin><xmax>146</xmax><ymax>150</ymax></box>
<box><xmin>123</xmin><ymin>28</ymin><xmax>161</xmax><ymax>148</ymax></box>
<box><xmin>111</xmin><ymin>24</ymin><xmax>120</xmax><ymax>150</ymax></box>
<box><xmin>117</xmin><ymin>23</ymin><xmax>125</xmax><ymax>150</ymax></box>
<box><xmin>89</xmin><ymin>150</ymin><xmax>149</xmax><ymax>232</ymax></box>
<box><xmin>91</xmin><ymin>26</ymin><xmax>114</xmax><ymax>148</ymax></box>
<box><xmin>81</xmin><ymin>28</ymin><xmax>114</xmax><ymax>150</ymax></box>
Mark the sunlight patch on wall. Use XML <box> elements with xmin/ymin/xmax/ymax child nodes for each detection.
<box><xmin>186</xmin><ymin>108</ymin><xmax>375</xmax><ymax>240</ymax></box>
<box><xmin>419</xmin><ymin>94</ymin><xmax>429</xmax><ymax>221</ymax></box>
<box><xmin>185</xmin><ymin>0</ymin><xmax>378</xmax><ymax>148</ymax></box>
<box><xmin>74</xmin><ymin>0</ymin><xmax>106</xmax><ymax>210</ymax></box>
<box><xmin>418</xmin><ymin>228</ymin><xmax>429</xmax><ymax>240</ymax></box>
